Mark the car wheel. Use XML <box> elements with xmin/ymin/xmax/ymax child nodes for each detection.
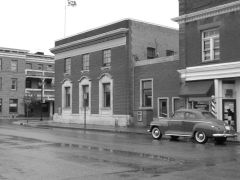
<box><xmin>194</xmin><ymin>131</ymin><xmax>208</xmax><ymax>144</ymax></box>
<box><xmin>151</xmin><ymin>127</ymin><xmax>162</xmax><ymax>140</ymax></box>
<box><xmin>215</xmin><ymin>137</ymin><xmax>227</xmax><ymax>144</ymax></box>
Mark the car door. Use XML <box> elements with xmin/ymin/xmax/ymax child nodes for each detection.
<box><xmin>166</xmin><ymin>111</ymin><xmax>184</xmax><ymax>134</ymax></box>
<box><xmin>183</xmin><ymin>112</ymin><xmax>198</xmax><ymax>134</ymax></box>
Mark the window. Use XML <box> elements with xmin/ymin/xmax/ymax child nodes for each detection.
<box><xmin>0</xmin><ymin>77</ymin><xmax>2</xmax><ymax>90</ymax></box>
<box><xmin>65</xmin><ymin>87</ymin><xmax>71</xmax><ymax>108</ymax></box>
<box><xmin>26</xmin><ymin>63</ymin><xmax>32</xmax><ymax>69</ymax></box>
<box><xmin>11</xmin><ymin>60</ymin><xmax>18</xmax><ymax>72</ymax></box>
<box><xmin>64</xmin><ymin>58</ymin><xmax>71</xmax><ymax>74</ymax></box>
<box><xmin>166</xmin><ymin>50</ymin><xmax>175</xmax><ymax>56</ymax></box>
<box><xmin>82</xmin><ymin>54</ymin><xmax>89</xmax><ymax>71</ymax></box>
<box><xmin>103</xmin><ymin>49</ymin><xmax>111</xmax><ymax>67</ymax></box>
<box><xmin>82</xmin><ymin>85</ymin><xmax>89</xmax><ymax>107</ymax></box>
<box><xmin>103</xmin><ymin>83</ymin><xmax>111</xmax><ymax>107</ymax></box>
<box><xmin>158</xmin><ymin>98</ymin><xmax>169</xmax><ymax>118</ymax></box>
<box><xmin>202</xmin><ymin>29</ymin><xmax>220</xmax><ymax>61</ymax></box>
<box><xmin>47</xmin><ymin>64</ymin><xmax>53</xmax><ymax>71</ymax></box>
<box><xmin>0</xmin><ymin>98</ymin><xmax>2</xmax><ymax>112</ymax></box>
<box><xmin>26</xmin><ymin>79</ymin><xmax>32</xmax><ymax>88</ymax></box>
<box><xmin>147</xmin><ymin>47</ymin><xmax>156</xmax><ymax>59</ymax></box>
<box><xmin>141</xmin><ymin>80</ymin><xmax>152</xmax><ymax>107</ymax></box>
<box><xmin>9</xmin><ymin>99</ymin><xmax>18</xmax><ymax>113</ymax></box>
<box><xmin>37</xmin><ymin>64</ymin><xmax>43</xmax><ymax>70</ymax></box>
<box><xmin>11</xmin><ymin>78</ymin><xmax>17</xmax><ymax>90</ymax></box>
<box><xmin>0</xmin><ymin>58</ymin><xmax>2</xmax><ymax>70</ymax></box>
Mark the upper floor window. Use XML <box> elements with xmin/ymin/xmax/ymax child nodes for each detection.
<box><xmin>26</xmin><ymin>63</ymin><xmax>32</xmax><ymax>69</ymax></box>
<box><xmin>141</xmin><ymin>79</ymin><xmax>153</xmax><ymax>107</ymax></box>
<box><xmin>103</xmin><ymin>49</ymin><xmax>111</xmax><ymax>67</ymax></box>
<box><xmin>11</xmin><ymin>78</ymin><xmax>17</xmax><ymax>90</ymax></box>
<box><xmin>82</xmin><ymin>54</ymin><xmax>89</xmax><ymax>71</ymax></box>
<box><xmin>47</xmin><ymin>64</ymin><xmax>53</xmax><ymax>71</ymax></box>
<box><xmin>202</xmin><ymin>29</ymin><xmax>220</xmax><ymax>61</ymax></box>
<box><xmin>11</xmin><ymin>60</ymin><xmax>18</xmax><ymax>72</ymax></box>
<box><xmin>0</xmin><ymin>58</ymin><xmax>2</xmax><ymax>70</ymax></box>
<box><xmin>9</xmin><ymin>99</ymin><xmax>18</xmax><ymax>113</ymax></box>
<box><xmin>37</xmin><ymin>64</ymin><xmax>43</xmax><ymax>70</ymax></box>
<box><xmin>26</xmin><ymin>79</ymin><xmax>32</xmax><ymax>88</ymax></box>
<box><xmin>64</xmin><ymin>58</ymin><xmax>71</xmax><ymax>74</ymax></box>
<box><xmin>147</xmin><ymin>47</ymin><xmax>156</xmax><ymax>59</ymax></box>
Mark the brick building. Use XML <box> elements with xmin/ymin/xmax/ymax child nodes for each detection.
<box><xmin>174</xmin><ymin>0</ymin><xmax>240</xmax><ymax>132</ymax></box>
<box><xmin>0</xmin><ymin>47</ymin><xmax>54</xmax><ymax>119</ymax></box>
<box><xmin>50</xmin><ymin>19</ymin><xmax>180</xmax><ymax>127</ymax></box>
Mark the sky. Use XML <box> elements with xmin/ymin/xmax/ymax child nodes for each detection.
<box><xmin>0</xmin><ymin>0</ymin><xmax>179</xmax><ymax>55</ymax></box>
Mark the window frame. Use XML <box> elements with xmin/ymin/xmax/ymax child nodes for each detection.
<box><xmin>140</xmin><ymin>79</ymin><xmax>153</xmax><ymax>109</ymax></box>
<box><xmin>103</xmin><ymin>83</ymin><xmax>111</xmax><ymax>108</ymax></box>
<box><xmin>9</xmin><ymin>99</ymin><xmax>18</xmax><ymax>113</ymax></box>
<box><xmin>0</xmin><ymin>98</ymin><xmax>2</xmax><ymax>113</ymax></box>
<box><xmin>0</xmin><ymin>58</ymin><xmax>2</xmax><ymax>71</ymax></box>
<box><xmin>103</xmin><ymin>49</ymin><xmax>111</xmax><ymax>67</ymax></box>
<box><xmin>11</xmin><ymin>78</ymin><xmax>17</xmax><ymax>90</ymax></box>
<box><xmin>82</xmin><ymin>54</ymin><xmax>90</xmax><ymax>71</ymax></box>
<box><xmin>158</xmin><ymin>97</ymin><xmax>169</xmax><ymax>118</ymax></box>
<box><xmin>65</xmin><ymin>86</ymin><xmax>71</xmax><ymax>108</ymax></box>
<box><xmin>26</xmin><ymin>63</ymin><xmax>32</xmax><ymax>69</ymax></box>
<box><xmin>147</xmin><ymin>47</ymin><xmax>156</xmax><ymax>59</ymax></box>
<box><xmin>64</xmin><ymin>58</ymin><xmax>71</xmax><ymax>74</ymax></box>
<box><xmin>202</xmin><ymin>29</ymin><xmax>220</xmax><ymax>62</ymax></box>
<box><xmin>11</xmin><ymin>60</ymin><xmax>18</xmax><ymax>72</ymax></box>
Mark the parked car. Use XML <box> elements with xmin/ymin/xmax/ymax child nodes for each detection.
<box><xmin>148</xmin><ymin>109</ymin><xmax>237</xmax><ymax>144</ymax></box>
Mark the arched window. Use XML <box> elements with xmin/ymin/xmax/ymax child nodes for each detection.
<box><xmin>79</xmin><ymin>77</ymin><xmax>91</xmax><ymax>114</ymax></box>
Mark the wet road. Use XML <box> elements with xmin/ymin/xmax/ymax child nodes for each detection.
<box><xmin>0</xmin><ymin>123</ymin><xmax>240</xmax><ymax>180</ymax></box>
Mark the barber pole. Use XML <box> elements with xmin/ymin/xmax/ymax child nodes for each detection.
<box><xmin>211</xmin><ymin>96</ymin><xmax>217</xmax><ymax>116</ymax></box>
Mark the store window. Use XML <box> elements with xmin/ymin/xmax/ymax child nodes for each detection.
<box><xmin>9</xmin><ymin>99</ymin><xmax>18</xmax><ymax>113</ymax></box>
<box><xmin>141</xmin><ymin>79</ymin><xmax>153</xmax><ymax>108</ymax></box>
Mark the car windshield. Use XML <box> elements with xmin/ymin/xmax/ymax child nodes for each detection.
<box><xmin>202</xmin><ymin>112</ymin><xmax>216</xmax><ymax>119</ymax></box>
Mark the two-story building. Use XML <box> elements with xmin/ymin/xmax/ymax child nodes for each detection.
<box><xmin>0</xmin><ymin>47</ymin><xmax>54</xmax><ymax>119</ymax></box>
<box><xmin>50</xmin><ymin>19</ymin><xmax>180</xmax><ymax>127</ymax></box>
<box><xmin>173</xmin><ymin>0</ymin><xmax>240</xmax><ymax>132</ymax></box>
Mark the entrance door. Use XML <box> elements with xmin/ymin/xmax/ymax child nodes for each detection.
<box><xmin>222</xmin><ymin>99</ymin><xmax>237</xmax><ymax>130</ymax></box>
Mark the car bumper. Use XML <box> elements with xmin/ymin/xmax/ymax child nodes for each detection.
<box><xmin>212</xmin><ymin>133</ymin><xmax>238</xmax><ymax>138</ymax></box>
<box><xmin>147</xmin><ymin>129</ymin><xmax>151</xmax><ymax>133</ymax></box>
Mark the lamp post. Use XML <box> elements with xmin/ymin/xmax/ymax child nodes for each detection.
<box><xmin>39</xmin><ymin>79</ymin><xmax>45</xmax><ymax>121</ymax></box>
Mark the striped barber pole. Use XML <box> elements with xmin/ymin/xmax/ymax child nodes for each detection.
<box><xmin>211</xmin><ymin>98</ymin><xmax>217</xmax><ymax>116</ymax></box>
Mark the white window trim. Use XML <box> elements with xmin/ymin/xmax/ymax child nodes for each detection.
<box><xmin>158</xmin><ymin>97</ymin><xmax>169</xmax><ymax>118</ymax></box>
<box><xmin>140</xmin><ymin>78</ymin><xmax>153</xmax><ymax>109</ymax></box>
<box><xmin>202</xmin><ymin>29</ymin><xmax>219</xmax><ymax>62</ymax></box>
<box><xmin>79</xmin><ymin>77</ymin><xmax>91</xmax><ymax>115</ymax></box>
<box><xmin>172</xmin><ymin>97</ymin><xmax>180</xmax><ymax>113</ymax></box>
<box><xmin>99</xmin><ymin>75</ymin><xmax>113</xmax><ymax>115</ymax></box>
<box><xmin>62</xmin><ymin>80</ymin><xmax>72</xmax><ymax>113</ymax></box>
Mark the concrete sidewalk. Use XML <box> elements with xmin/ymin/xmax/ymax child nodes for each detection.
<box><xmin>12</xmin><ymin>119</ymin><xmax>240</xmax><ymax>143</ymax></box>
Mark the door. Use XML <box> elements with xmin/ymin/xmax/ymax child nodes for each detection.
<box><xmin>222</xmin><ymin>99</ymin><xmax>237</xmax><ymax>130</ymax></box>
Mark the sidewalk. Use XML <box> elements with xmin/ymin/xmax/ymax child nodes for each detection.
<box><xmin>12</xmin><ymin>119</ymin><xmax>240</xmax><ymax>144</ymax></box>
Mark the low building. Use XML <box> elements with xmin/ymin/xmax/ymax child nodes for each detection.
<box><xmin>174</xmin><ymin>0</ymin><xmax>240</xmax><ymax>132</ymax></box>
<box><xmin>0</xmin><ymin>47</ymin><xmax>55</xmax><ymax>119</ymax></box>
<box><xmin>50</xmin><ymin>19</ymin><xmax>180</xmax><ymax>126</ymax></box>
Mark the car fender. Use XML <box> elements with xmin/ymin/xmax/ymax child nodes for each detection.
<box><xmin>150</xmin><ymin>120</ymin><xmax>168</xmax><ymax>133</ymax></box>
<box><xmin>193</xmin><ymin>122</ymin><xmax>215</xmax><ymax>137</ymax></box>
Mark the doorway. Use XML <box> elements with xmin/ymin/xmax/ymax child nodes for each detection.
<box><xmin>222</xmin><ymin>99</ymin><xmax>237</xmax><ymax>130</ymax></box>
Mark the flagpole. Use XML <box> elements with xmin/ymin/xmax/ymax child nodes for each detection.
<box><xmin>64</xmin><ymin>0</ymin><xmax>67</xmax><ymax>37</ymax></box>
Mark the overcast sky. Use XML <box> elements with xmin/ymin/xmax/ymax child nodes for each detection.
<box><xmin>0</xmin><ymin>0</ymin><xmax>179</xmax><ymax>55</ymax></box>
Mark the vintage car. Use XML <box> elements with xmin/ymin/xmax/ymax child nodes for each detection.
<box><xmin>148</xmin><ymin>109</ymin><xmax>237</xmax><ymax>144</ymax></box>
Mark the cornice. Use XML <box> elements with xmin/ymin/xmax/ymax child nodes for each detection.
<box><xmin>173</xmin><ymin>0</ymin><xmax>240</xmax><ymax>24</ymax></box>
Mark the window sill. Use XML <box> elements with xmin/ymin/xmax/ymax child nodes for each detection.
<box><xmin>139</xmin><ymin>107</ymin><xmax>153</xmax><ymax>110</ymax></box>
<box><xmin>81</xmin><ymin>70</ymin><xmax>89</xmax><ymax>73</ymax></box>
<box><xmin>64</xmin><ymin>73</ymin><xmax>70</xmax><ymax>76</ymax></box>
<box><xmin>202</xmin><ymin>59</ymin><xmax>219</xmax><ymax>63</ymax></box>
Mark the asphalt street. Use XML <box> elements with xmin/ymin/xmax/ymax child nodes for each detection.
<box><xmin>0</xmin><ymin>123</ymin><xmax>240</xmax><ymax>180</ymax></box>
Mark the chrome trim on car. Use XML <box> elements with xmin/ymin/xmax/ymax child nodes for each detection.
<box><xmin>165</xmin><ymin>133</ymin><xmax>192</xmax><ymax>137</ymax></box>
<box><xmin>212</xmin><ymin>133</ymin><xmax>238</xmax><ymax>137</ymax></box>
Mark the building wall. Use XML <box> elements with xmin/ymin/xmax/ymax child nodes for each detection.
<box><xmin>179</xmin><ymin>11</ymin><xmax>240</xmax><ymax>69</ymax></box>
<box><xmin>0</xmin><ymin>57</ymin><xmax>25</xmax><ymax>117</ymax></box>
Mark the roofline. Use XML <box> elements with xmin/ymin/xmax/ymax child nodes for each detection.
<box><xmin>55</xmin><ymin>18</ymin><xmax>178</xmax><ymax>43</ymax></box>
<box><xmin>0</xmin><ymin>46</ymin><xmax>29</xmax><ymax>53</ymax></box>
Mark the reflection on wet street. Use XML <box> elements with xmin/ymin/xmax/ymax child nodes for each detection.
<box><xmin>0</xmin><ymin>124</ymin><xmax>240</xmax><ymax>180</ymax></box>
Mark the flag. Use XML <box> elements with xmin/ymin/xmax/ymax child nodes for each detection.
<box><xmin>68</xmin><ymin>0</ymin><xmax>77</xmax><ymax>7</ymax></box>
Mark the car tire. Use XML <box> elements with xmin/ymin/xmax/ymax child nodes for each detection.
<box><xmin>215</xmin><ymin>137</ymin><xmax>227</xmax><ymax>144</ymax></box>
<box><xmin>194</xmin><ymin>131</ymin><xmax>208</xmax><ymax>144</ymax></box>
<box><xmin>151</xmin><ymin>127</ymin><xmax>162</xmax><ymax>140</ymax></box>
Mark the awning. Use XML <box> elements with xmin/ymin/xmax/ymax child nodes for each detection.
<box><xmin>179</xmin><ymin>80</ymin><xmax>214</xmax><ymax>97</ymax></box>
